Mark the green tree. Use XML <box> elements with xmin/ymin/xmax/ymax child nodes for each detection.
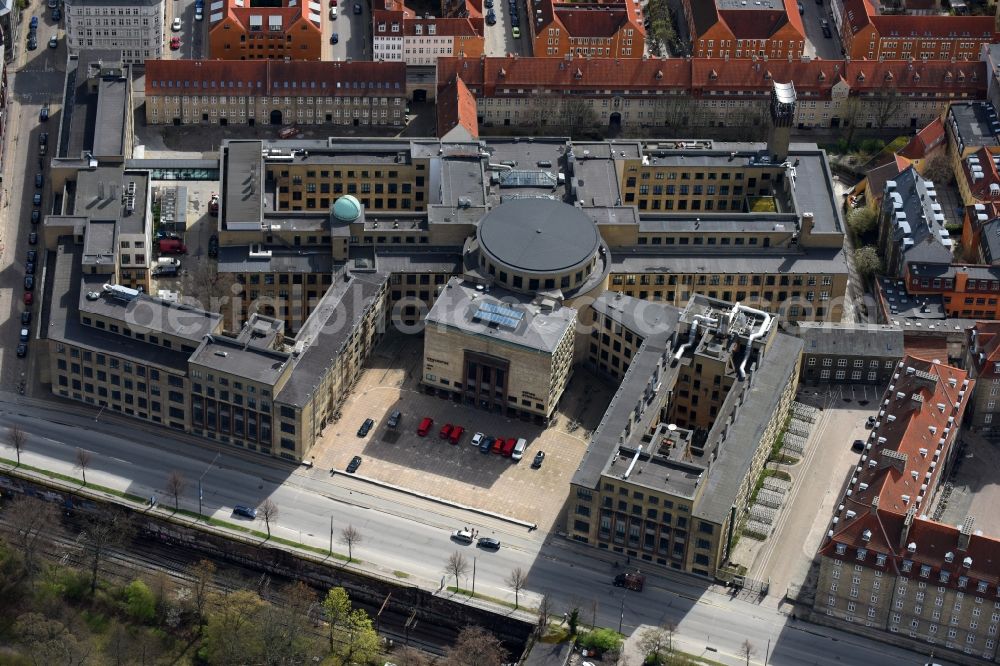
<box><xmin>202</xmin><ymin>590</ymin><xmax>265</xmax><ymax>664</ymax></box>
<box><xmin>124</xmin><ymin>579</ymin><xmax>156</xmax><ymax>623</ymax></box>
<box><xmin>853</xmin><ymin>245</ymin><xmax>883</xmax><ymax>279</ymax></box>
<box><xmin>579</xmin><ymin>627</ymin><xmax>623</xmax><ymax>653</ymax></box>
<box><xmin>342</xmin><ymin>608</ymin><xmax>382</xmax><ymax>664</ymax></box>
<box><xmin>567</xmin><ymin>607</ymin><xmax>580</xmax><ymax>635</ymax></box>
<box><xmin>259</xmin><ymin>582</ymin><xmax>322</xmax><ymax>665</ymax></box>
<box><xmin>14</xmin><ymin>613</ymin><xmax>90</xmax><ymax>666</ymax></box>
<box><xmin>322</xmin><ymin>586</ymin><xmax>353</xmax><ymax>654</ymax></box>
<box><xmin>846</xmin><ymin>207</ymin><xmax>878</xmax><ymax>238</ymax></box>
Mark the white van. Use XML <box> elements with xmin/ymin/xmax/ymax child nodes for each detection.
<box><xmin>511</xmin><ymin>438</ymin><xmax>528</xmax><ymax>461</ymax></box>
<box><xmin>156</xmin><ymin>257</ymin><xmax>181</xmax><ymax>267</ymax></box>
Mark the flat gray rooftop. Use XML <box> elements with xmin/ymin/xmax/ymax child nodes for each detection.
<box><xmin>437</xmin><ymin>158</ymin><xmax>486</xmax><ymax>207</ymax></box>
<box><xmin>188</xmin><ymin>335</ymin><xmax>291</xmax><ymax>385</ymax></box>
<box><xmin>948</xmin><ymin>102</ymin><xmax>1000</xmax><ymax>151</ymax></box>
<box><xmin>82</xmin><ymin>219</ymin><xmax>116</xmax><ymax>266</ymax></box>
<box><xmin>574</xmin><ymin>157</ymin><xmax>623</xmax><ymax>208</ymax></box>
<box><xmin>118</xmin><ymin>171</ymin><xmax>149</xmax><ymax>236</ymax></box>
<box><xmin>478</xmin><ymin>199</ymin><xmax>599</xmax><ymax>273</ymax></box>
<box><xmin>48</xmin><ymin>243</ymin><xmax>192</xmax><ymax>373</ymax></box>
<box><xmin>610</xmin><ymin>247</ymin><xmax>850</xmax><ymax>275</ymax></box>
<box><xmin>223</xmin><ymin>140</ymin><xmax>264</xmax><ymax>230</ymax></box>
<box><xmin>76</xmin><ymin>167</ymin><xmax>126</xmax><ymax>219</ymax></box>
<box><xmin>217</xmin><ymin>246</ymin><xmax>335</xmax><ymax>274</ymax></box>
<box><xmin>425</xmin><ymin>278</ymin><xmax>577</xmax><ymax>354</ymax></box>
<box><xmin>93</xmin><ymin>77</ymin><xmax>128</xmax><ymax>158</ymax></box>
<box><xmin>796</xmin><ymin>322</ymin><xmax>904</xmax><ymax>358</ymax></box>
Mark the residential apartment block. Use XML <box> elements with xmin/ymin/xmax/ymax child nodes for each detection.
<box><xmin>64</xmin><ymin>0</ymin><xmax>164</xmax><ymax>64</ymax></box>
<box><xmin>797</xmin><ymin>322</ymin><xmax>904</xmax><ymax>386</ymax></box>
<box><xmin>527</xmin><ymin>0</ymin><xmax>645</xmax><ymax>59</ymax></box>
<box><xmin>208</xmin><ymin>0</ymin><xmax>323</xmax><ymax>61</ymax></box>
<box><xmin>143</xmin><ymin>60</ymin><xmax>408</xmax><ymax>127</ymax></box>
<box><xmin>876</xmin><ymin>166</ymin><xmax>952</xmax><ymax>279</ymax></box>
<box><xmin>683</xmin><ymin>0</ymin><xmax>804</xmax><ymax>60</ymax></box>
<box><xmin>965</xmin><ymin>321</ymin><xmax>1000</xmax><ymax>437</ymax></box>
<box><xmin>568</xmin><ymin>294</ymin><xmax>801</xmax><ymax>576</ymax></box>
<box><xmin>834</xmin><ymin>0</ymin><xmax>997</xmax><ymax>62</ymax></box>
<box><xmin>811</xmin><ymin>357</ymin><xmax>1000</xmax><ymax>666</ymax></box>
<box><xmin>436</xmin><ymin>56</ymin><xmax>987</xmax><ymax>135</ymax></box>
<box><xmin>372</xmin><ymin>0</ymin><xmax>484</xmax><ymax>66</ymax></box>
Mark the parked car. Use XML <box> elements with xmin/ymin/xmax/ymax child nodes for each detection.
<box><xmin>35</xmin><ymin>173</ymin><xmax>43</xmax><ymax>188</ymax></box>
<box><xmin>39</xmin><ymin>107</ymin><xmax>48</xmax><ymax>122</ymax></box>
<box><xmin>451</xmin><ymin>529</ymin><xmax>474</xmax><ymax>544</ymax></box>
<box><xmin>233</xmin><ymin>505</ymin><xmax>257</xmax><ymax>519</ymax></box>
<box><xmin>330</xmin><ymin>0</ymin><xmax>337</xmax><ymax>5</ymax></box>
<box><xmin>24</xmin><ymin>275</ymin><xmax>34</xmax><ymax>291</ymax></box>
<box><xmin>28</xmin><ymin>232</ymin><xmax>38</xmax><ymax>245</ymax></box>
<box><xmin>439</xmin><ymin>423</ymin><xmax>453</xmax><ymax>439</ymax></box>
<box><xmin>387</xmin><ymin>409</ymin><xmax>401</xmax><ymax>428</ymax></box>
<box><xmin>531</xmin><ymin>451</ymin><xmax>545</xmax><ymax>468</ymax></box>
<box><xmin>170</xmin><ymin>37</ymin><xmax>181</xmax><ymax>50</ymax></box>
<box><xmin>797</xmin><ymin>1</ymin><xmax>803</xmax><ymax>13</ymax></box>
<box><xmin>48</xmin><ymin>35</ymin><xmax>58</xmax><ymax>49</ymax></box>
<box><xmin>353</xmin><ymin>2</ymin><xmax>361</xmax><ymax>13</ymax></box>
<box><xmin>865</xmin><ymin>415</ymin><xmax>876</xmax><ymax>428</ymax></box>
<box><xmin>480</xmin><ymin>435</ymin><xmax>495</xmax><ymax>454</ymax></box>
<box><xmin>471</xmin><ymin>431</ymin><xmax>485</xmax><ymax>447</ymax></box>
<box><xmin>158</xmin><ymin>239</ymin><xmax>187</xmax><ymax>254</ymax></box>
<box><xmin>448</xmin><ymin>425</ymin><xmax>464</xmax><ymax>445</ymax></box>
<box><xmin>30</xmin><ymin>16</ymin><xmax>38</xmax><ymax>29</ymax></box>
<box><xmin>21</xmin><ymin>311</ymin><xmax>31</xmax><ymax>325</ymax></box>
<box><xmin>52</xmin><ymin>7</ymin><xmax>61</xmax><ymax>20</ymax></box>
<box><xmin>820</xmin><ymin>19</ymin><xmax>832</xmax><ymax>38</ymax></box>
<box><xmin>20</xmin><ymin>327</ymin><xmax>29</xmax><ymax>342</ymax></box>
<box><xmin>477</xmin><ymin>537</ymin><xmax>501</xmax><ymax>550</ymax></box>
<box><xmin>32</xmin><ymin>193</ymin><xmax>41</xmax><ymax>207</ymax></box>
<box><xmin>357</xmin><ymin>417</ymin><xmax>375</xmax><ymax>437</ymax></box>
<box><xmin>27</xmin><ymin>36</ymin><xmax>37</xmax><ymax>51</ymax></box>
<box><xmin>486</xmin><ymin>10</ymin><xmax>496</xmax><ymax>24</ymax></box>
<box><xmin>330</xmin><ymin>6</ymin><xmax>337</xmax><ymax>18</ymax></box>
<box><xmin>195</xmin><ymin>7</ymin><xmax>203</xmax><ymax>20</ymax></box>
<box><xmin>16</xmin><ymin>343</ymin><xmax>27</xmax><ymax>358</ymax></box>
<box><xmin>27</xmin><ymin>250</ymin><xmax>37</xmax><ymax>263</ymax></box>
<box><xmin>346</xmin><ymin>455</ymin><xmax>362</xmax><ymax>473</ymax></box>
<box><xmin>39</xmin><ymin>132</ymin><xmax>48</xmax><ymax>146</ymax></box>
<box><xmin>30</xmin><ymin>210</ymin><xmax>40</xmax><ymax>224</ymax></box>
<box><xmin>491</xmin><ymin>437</ymin><xmax>504</xmax><ymax>454</ymax></box>
<box><xmin>209</xmin><ymin>193</ymin><xmax>219</xmax><ymax>216</ymax></box>
<box><xmin>484</xmin><ymin>0</ymin><xmax>493</xmax><ymax>6</ymax></box>
<box><xmin>25</xmin><ymin>262</ymin><xmax>35</xmax><ymax>275</ymax></box>
<box><xmin>172</xmin><ymin>17</ymin><xmax>182</xmax><ymax>31</ymax></box>
<box><xmin>417</xmin><ymin>417</ymin><xmax>433</xmax><ymax>436</ymax></box>
<box><xmin>852</xmin><ymin>439</ymin><xmax>865</xmax><ymax>453</ymax></box>
<box><xmin>331</xmin><ymin>32</ymin><xmax>339</xmax><ymax>44</ymax></box>
<box><xmin>23</xmin><ymin>292</ymin><xmax>33</xmax><ymax>305</ymax></box>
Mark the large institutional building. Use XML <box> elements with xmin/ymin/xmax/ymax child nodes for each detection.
<box><xmin>64</xmin><ymin>0</ymin><xmax>165</xmax><ymax>64</ymax></box>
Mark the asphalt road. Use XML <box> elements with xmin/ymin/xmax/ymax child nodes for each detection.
<box><xmin>0</xmin><ymin>392</ymin><xmax>950</xmax><ymax>666</ymax></box>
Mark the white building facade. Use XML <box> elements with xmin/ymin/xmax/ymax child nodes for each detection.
<box><xmin>64</xmin><ymin>0</ymin><xmax>164</xmax><ymax>64</ymax></box>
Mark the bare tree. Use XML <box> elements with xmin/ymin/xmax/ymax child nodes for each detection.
<box><xmin>740</xmin><ymin>639</ymin><xmax>756</xmax><ymax>666</ymax></box>
<box><xmin>74</xmin><ymin>448</ymin><xmax>92</xmax><ymax>486</ymax></box>
<box><xmin>80</xmin><ymin>509</ymin><xmax>135</xmax><ymax>596</ymax></box>
<box><xmin>442</xmin><ymin>626</ymin><xmax>508</xmax><ymax>666</ymax></box>
<box><xmin>340</xmin><ymin>524</ymin><xmax>361</xmax><ymax>562</ymax></box>
<box><xmin>536</xmin><ymin>594</ymin><xmax>553</xmax><ymax>637</ymax></box>
<box><xmin>258</xmin><ymin>498</ymin><xmax>279</xmax><ymax>539</ymax></box>
<box><xmin>6</xmin><ymin>495</ymin><xmax>59</xmax><ymax>586</ymax></box>
<box><xmin>444</xmin><ymin>552</ymin><xmax>469</xmax><ymax>590</ymax></box>
<box><xmin>190</xmin><ymin>559</ymin><xmax>216</xmax><ymax>627</ymax></box>
<box><xmin>638</xmin><ymin>622</ymin><xmax>677</xmax><ymax>665</ymax></box>
<box><xmin>391</xmin><ymin>645</ymin><xmax>432</xmax><ymax>666</ymax></box>
<box><xmin>506</xmin><ymin>567</ymin><xmax>527</xmax><ymax>609</ymax></box>
<box><xmin>8</xmin><ymin>425</ymin><xmax>26</xmax><ymax>466</ymax></box>
<box><xmin>165</xmin><ymin>471</ymin><xmax>186</xmax><ymax>511</ymax></box>
<box><xmin>184</xmin><ymin>261</ymin><xmax>237</xmax><ymax>314</ymax></box>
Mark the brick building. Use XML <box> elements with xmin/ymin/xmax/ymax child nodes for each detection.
<box><xmin>208</xmin><ymin>0</ymin><xmax>323</xmax><ymax>61</ymax></box>
<box><xmin>527</xmin><ymin>0</ymin><xmax>645</xmax><ymax>59</ymax></box>
<box><xmin>143</xmin><ymin>60</ymin><xmax>407</xmax><ymax>127</ymax></box>
<box><xmin>835</xmin><ymin>0</ymin><xmax>997</xmax><ymax>61</ymax></box>
<box><xmin>965</xmin><ymin>321</ymin><xmax>1000</xmax><ymax>437</ymax></box>
<box><xmin>372</xmin><ymin>0</ymin><xmax>485</xmax><ymax>66</ymax></box>
<box><xmin>682</xmin><ymin>0</ymin><xmax>805</xmax><ymax>60</ymax></box>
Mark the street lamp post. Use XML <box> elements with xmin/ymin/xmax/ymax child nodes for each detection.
<box><xmin>197</xmin><ymin>451</ymin><xmax>221</xmax><ymax>518</ymax></box>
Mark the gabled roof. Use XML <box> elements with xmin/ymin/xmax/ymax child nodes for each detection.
<box><xmin>968</xmin><ymin>321</ymin><xmax>1000</xmax><ymax>379</ymax></box>
<box><xmin>211</xmin><ymin>0</ymin><xmax>320</xmax><ymax>31</ymax></box>
<box><xmin>437</xmin><ymin>75</ymin><xmax>479</xmax><ymax>140</ymax></box>
<box><xmin>847</xmin><ymin>60</ymin><xmax>986</xmax><ymax>97</ymax></box>
<box><xmin>841</xmin><ymin>0</ymin><xmax>874</xmax><ymax>35</ymax></box>
<box><xmin>439</xmin><ymin>56</ymin><xmax>691</xmax><ymax>92</ymax></box>
<box><xmin>691</xmin><ymin>58</ymin><xmax>839</xmax><ymax>97</ymax></box>
<box><xmin>145</xmin><ymin>60</ymin><xmax>408</xmax><ymax>97</ymax></box>
<box><xmin>690</xmin><ymin>0</ymin><xmax>802</xmax><ymax>41</ymax></box>
<box><xmin>534</xmin><ymin>0</ymin><xmax>644</xmax><ymax>40</ymax></box>
<box><xmin>870</xmin><ymin>13</ymin><xmax>996</xmax><ymax>40</ymax></box>
<box><xmin>961</xmin><ymin>146</ymin><xmax>1000</xmax><ymax>202</ymax></box>
<box><xmin>897</xmin><ymin>117</ymin><xmax>946</xmax><ymax>161</ymax></box>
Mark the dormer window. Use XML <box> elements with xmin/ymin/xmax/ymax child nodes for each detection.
<box><xmin>836</xmin><ymin>543</ymin><xmax>847</xmax><ymax>555</ymax></box>
<box><xmin>876</xmin><ymin>553</ymin><xmax>887</xmax><ymax>567</ymax></box>
<box><xmin>958</xmin><ymin>576</ymin><xmax>968</xmax><ymax>589</ymax></box>
<box><xmin>709</xmin><ymin>69</ymin><xmax>718</xmax><ymax>80</ymax></box>
<box><xmin>940</xmin><ymin>571</ymin><xmax>950</xmax><ymax>583</ymax></box>
<box><xmin>902</xmin><ymin>560</ymin><xmax>913</xmax><ymax>572</ymax></box>
<box><xmin>920</xmin><ymin>565</ymin><xmax>931</xmax><ymax>578</ymax></box>
<box><xmin>978</xmin><ymin>581</ymin><xmax>989</xmax><ymax>594</ymax></box>
<box><xmin>856</xmin><ymin>548</ymin><xmax>868</xmax><ymax>561</ymax></box>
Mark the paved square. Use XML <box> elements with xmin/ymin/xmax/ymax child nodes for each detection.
<box><xmin>310</xmin><ymin>331</ymin><xmax>614</xmax><ymax>528</ymax></box>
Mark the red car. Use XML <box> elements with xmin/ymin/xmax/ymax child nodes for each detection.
<box><xmin>169</xmin><ymin>37</ymin><xmax>181</xmax><ymax>50</ymax></box>
<box><xmin>439</xmin><ymin>423</ymin><xmax>453</xmax><ymax>440</ymax></box>
<box><xmin>449</xmin><ymin>426</ymin><xmax>464</xmax><ymax>445</ymax></box>
<box><xmin>491</xmin><ymin>437</ymin><xmax>505</xmax><ymax>454</ymax></box>
<box><xmin>329</xmin><ymin>0</ymin><xmax>337</xmax><ymax>5</ymax></box>
<box><xmin>417</xmin><ymin>417</ymin><xmax>433</xmax><ymax>437</ymax></box>
<box><xmin>502</xmin><ymin>437</ymin><xmax>517</xmax><ymax>457</ymax></box>
<box><xmin>23</xmin><ymin>292</ymin><xmax>33</xmax><ymax>305</ymax></box>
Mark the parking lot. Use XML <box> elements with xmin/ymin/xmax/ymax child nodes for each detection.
<box><xmin>310</xmin><ymin>331</ymin><xmax>613</xmax><ymax>527</ymax></box>
<box><xmin>484</xmin><ymin>0</ymin><xmax>531</xmax><ymax>57</ymax></box>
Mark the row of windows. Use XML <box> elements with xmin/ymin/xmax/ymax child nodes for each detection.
<box><xmin>613</xmin><ymin>274</ymin><xmax>834</xmax><ymax>287</ymax></box>
<box><xmin>808</xmin><ymin>359</ymin><xmax>893</xmax><ymax>368</ymax></box>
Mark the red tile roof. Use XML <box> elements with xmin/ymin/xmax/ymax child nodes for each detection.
<box><xmin>437</xmin><ymin>74</ymin><xmax>479</xmax><ymax>139</ymax></box>
<box><xmin>961</xmin><ymin>147</ymin><xmax>1000</xmax><ymax>202</ymax></box>
<box><xmin>846</xmin><ymin>59</ymin><xmax>986</xmax><ymax>97</ymax></box>
<box><xmin>145</xmin><ymin>60</ymin><xmax>407</xmax><ymax>97</ymax></box>
<box><xmin>842</xmin><ymin>0</ymin><xmax>874</xmax><ymax>35</ymax></box>
<box><xmin>968</xmin><ymin>321</ymin><xmax>1000</xmax><ymax>380</ymax></box>
<box><xmin>533</xmin><ymin>0</ymin><xmax>644</xmax><ymax>40</ymax></box>
<box><xmin>688</xmin><ymin>0</ymin><xmax>803</xmax><ymax>41</ymax></box>
<box><xmin>870</xmin><ymin>13</ymin><xmax>995</xmax><ymax>40</ymax></box>
<box><xmin>897</xmin><ymin>117</ymin><xmax>946</xmax><ymax>161</ymax></box>
<box><xmin>213</xmin><ymin>0</ymin><xmax>319</xmax><ymax>31</ymax></box>
<box><xmin>690</xmin><ymin>58</ymin><xmax>839</xmax><ymax>97</ymax></box>
<box><xmin>817</xmin><ymin>357</ymin><xmax>999</xmax><ymax>592</ymax></box>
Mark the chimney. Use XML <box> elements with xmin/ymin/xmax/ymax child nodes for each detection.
<box><xmin>870</xmin><ymin>494</ymin><xmax>880</xmax><ymax>515</ymax></box>
<box><xmin>766</xmin><ymin>80</ymin><xmax>796</xmax><ymax>163</ymax></box>
<box><xmin>958</xmin><ymin>516</ymin><xmax>975</xmax><ymax>551</ymax></box>
<box><xmin>899</xmin><ymin>503</ymin><xmax>916</xmax><ymax>549</ymax></box>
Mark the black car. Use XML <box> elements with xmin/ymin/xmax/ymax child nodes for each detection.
<box><xmin>865</xmin><ymin>415</ymin><xmax>876</xmax><ymax>428</ymax></box>
<box><xmin>32</xmin><ymin>193</ymin><xmax>41</xmax><ymax>207</ymax></box>
<box><xmin>353</xmin><ymin>2</ymin><xmax>361</xmax><ymax>12</ymax></box>
<box><xmin>30</xmin><ymin>210</ymin><xmax>40</xmax><ymax>224</ymax></box>
<box><xmin>21</xmin><ymin>311</ymin><xmax>31</xmax><ymax>326</ymax></box>
<box><xmin>386</xmin><ymin>409</ymin><xmax>401</xmax><ymax>428</ymax></box>
<box><xmin>39</xmin><ymin>107</ymin><xmax>48</xmax><ymax>122</ymax></box>
<box><xmin>27</xmin><ymin>250</ymin><xmax>37</xmax><ymax>263</ymax></box>
<box><xmin>531</xmin><ymin>450</ymin><xmax>545</xmax><ymax>468</ymax></box>
<box><xmin>820</xmin><ymin>19</ymin><xmax>832</xmax><ymax>38</ymax></box>
<box><xmin>331</xmin><ymin>32</ymin><xmax>339</xmax><ymax>44</ymax></box>
<box><xmin>16</xmin><ymin>343</ymin><xmax>27</xmax><ymax>358</ymax></box>
<box><xmin>28</xmin><ymin>232</ymin><xmax>38</xmax><ymax>245</ymax></box>
<box><xmin>39</xmin><ymin>132</ymin><xmax>48</xmax><ymax>146</ymax></box>
<box><xmin>23</xmin><ymin>275</ymin><xmax>34</xmax><ymax>290</ymax></box>
<box><xmin>346</xmin><ymin>455</ymin><xmax>362</xmax><ymax>473</ymax></box>
<box><xmin>510</xmin><ymin>13</ymin><xmax>519</xmax><ymax>27</ymax></box>
<box><xmin>852</xmin><ymin>439</ymin><xmax>865</xmax><ymax>453</ymax></box>
<box><xmin>477</xmin><ymin>537</ymin><xmax>501</xmax><ymax>550</ymax></box>
<box><xmin>233</xmin><ymin>505</ymin><xmax>257</xmax><ymax>519</ymax></box>
<box><xmin>486</xmin><ymin>10</ymin><xmax>495</xmax><ymax>24</ymax></box>
<box><xmin>484</xmin><ymin>0</ymin><xmax>493</xmax><ymax>6</ymax></box>
<box><xmin>52</xmin><ymin>7</ymin><xmax>61</xmax><ymax>20</ymax></box>
<box><xmin>357</xmin><ymin>417</ymin><xmax>375</xmax><ymax>437</ymax></box>
<box><xmin>25</xmin><ymin>262</ymin><xmax>34</xmax><ymax>275</ymax></box>
<box><xmin>27</xmin><ymin>37</ymin><xmax>37</xmax><ymax>51</ymax></box>
<box><xmin>480</xmin><ymin>435</ymin><xmax>494</xmax><ymax>454</ymax></box>
<box><xmin>35</xmin><ymin>173</ymin><xmax>43</xmax><ymax>188</ymax></box>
